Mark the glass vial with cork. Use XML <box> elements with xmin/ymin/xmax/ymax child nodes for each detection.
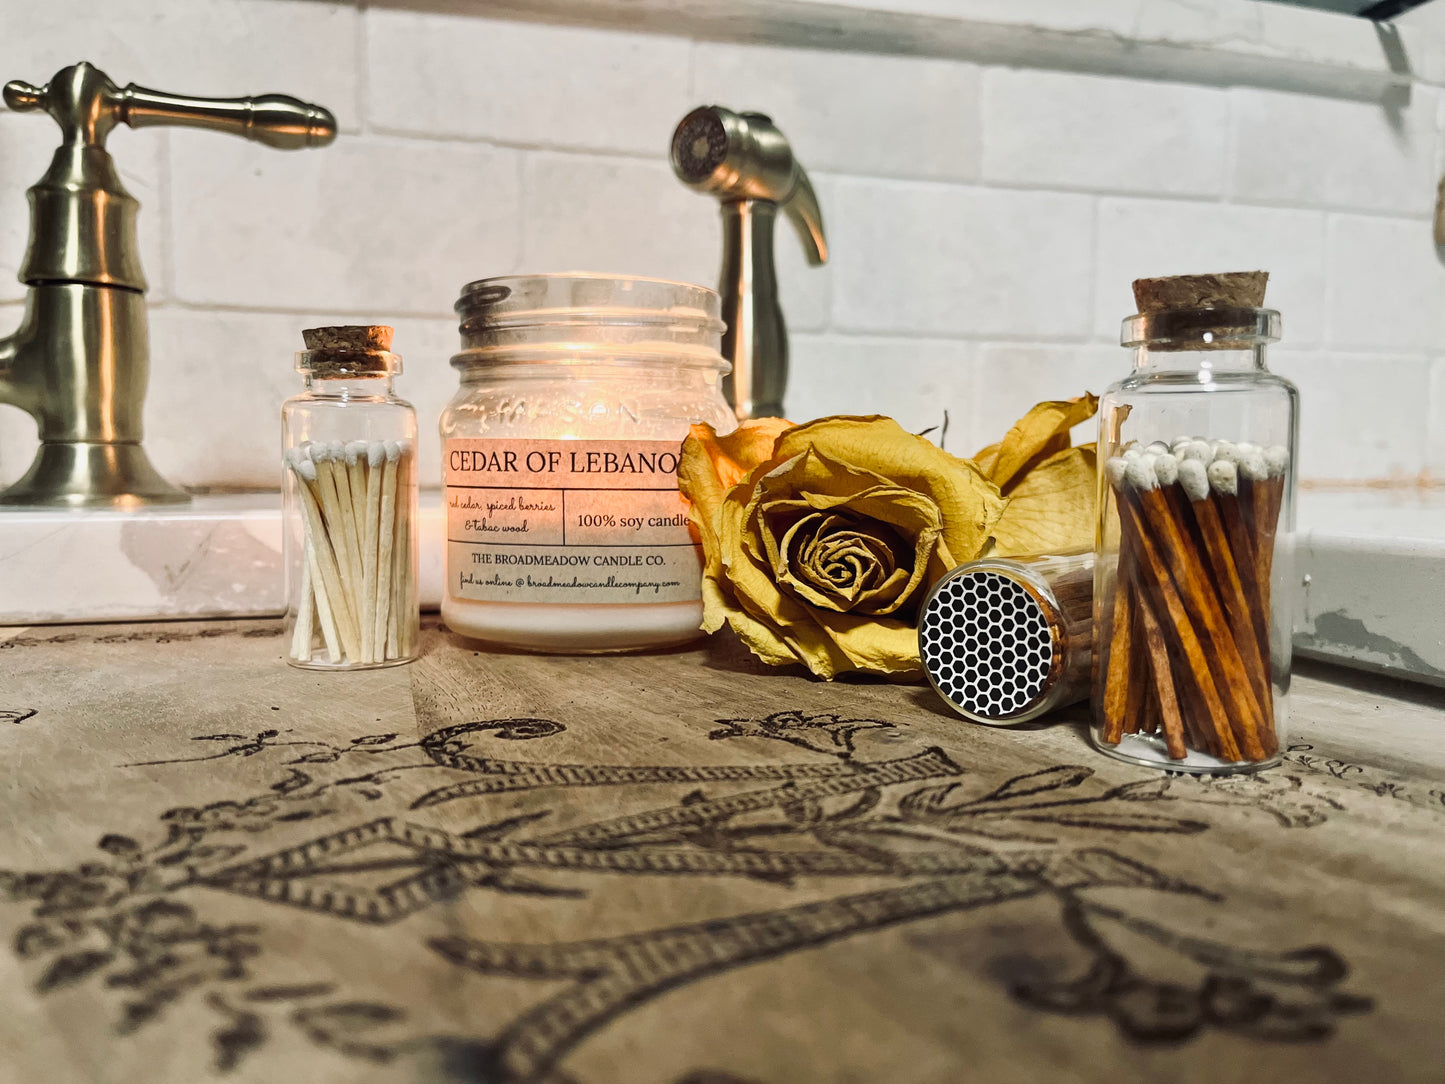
<box><xmin>1092</xmin><ymin>272</ymin><xmax>1298</xmax><ymax>773</ymax></box>
<box><xmin>282</xmin><ymin>325</ymin><xmax>419</xmax><ymax>669</ymax></box>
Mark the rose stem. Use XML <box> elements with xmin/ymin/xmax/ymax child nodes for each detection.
<box><xmin>374</xmin><ymin>440</ymin><xmax>400</xmax><ymax>660</ymax></box>
<box><xmin>1116</xmin><ymin>481</ymin><xmax>1242</xmax><ymax>761</ymax></box>
<box><xmin>288</xmin><ymin>451</ymin><xmax>353</xmax><ymax>661</ymax></box>
<box><xmin>1129</xmin><ymin>459</ymin><xmax>1267</xmax><ymax>761</ymax></box>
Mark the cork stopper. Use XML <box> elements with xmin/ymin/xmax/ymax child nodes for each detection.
<box><xmin>1123</xmin><ymin>271</ymin><xmax>1276</xmax><ymax>351</ymax></box>
<box><xmin>297</xmin><ymin>325</ymin><xmax>400</xmax><ymax>377</ymax></box>
<box><xmin>302</xmin><ymin>325</ymin><xmax>394</xmax><ymax>352</ymax></box>
<box><xmin>1132</xmin><ymin>271</ymin><xmax>1268</xmax><ymax>313</ymax></box>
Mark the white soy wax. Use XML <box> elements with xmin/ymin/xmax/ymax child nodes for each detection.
<box><xmin>439</xmin><ymin>274</ymin><xmax>736</xmax><ymax>654</ymax></box>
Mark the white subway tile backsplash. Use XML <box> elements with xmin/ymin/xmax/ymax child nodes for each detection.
<box><xmin>0</xmin><ymin>0</ymin><xmax>1439</xmax><ymax>490</ymax></box>
<box><xmin>788</xmin><ymin>335</ymin><xmax>975</xmax><ymax>447</ymax></box>
<box><xmin>1094</xmin><ymin>198</ymin><xmax>1327</xmax><ymax>346</ymax></box>
<box><xmin>0</xmin><ymin>0</ymin><xmax>358</xmax><ymax>127</ymax></box>
<box><xmin>974</xmin><ymin>343</ymin><xmax>1122</xmax><ymax>451</ymax></box>
<box><xmin>1272</xmin><ymin>352</ymin><xmax>1429</xmax><ymax>483</ymax></box>
<box><xmin>982</xmin><ymin>70</ymin><xmax>1228</xmax><ymax>198</ymax></box>
<box><xmin>520</xmin><ymin>152</ymin><xmax>716</xmax><ymax>287</ymax></box>
<box><xmin>143</xmin><ymin>309</ymin><xmax>458</xmax><ymax>490</ymax></box>
<box><xmin>831</xmin><ymin>180</ymin><xmax>1095</xmax><ymax>338</ymax></box>
<box><xmin>366</xmin><ymin>11</ymin><xmax>691</xmax><ymax>156</ymax></box>
<box><xmin>1325</xmin><ymin>215</ymin><xmax>1445</xmax><ymax>353</ymax></box>
<box><xmin>691</xmin><ymin>43</ymin><xmax>980</xmax><ymax>182</ymax></box>
<box><xmin>1231</xmin><ymin>86</ymin><xmax>1438</xmax><ymax>216</ymax></box>
<box><xmin>519</xmin><ymin>152</ymin><xmax>832</xmax><ymax>331</ymax></box>
<box><xmin>169</xmin><ymin>133</ymin><xmax>520</xmax><ymax>315</ymax></box>
<box><xmin>0</xmin><ymin>116</ymin><xmax>167</xmax><ymax>304</ymax></box>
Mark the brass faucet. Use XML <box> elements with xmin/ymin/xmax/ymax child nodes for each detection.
<box><xmin>670</xmin><ymin>106</ymin><xmax>827</xmax><ymax>421</ymax></box>
<box><xmin>0</xmin><ymin>62</ymin><xmax>336</xmax><ymax>507</ymax></box>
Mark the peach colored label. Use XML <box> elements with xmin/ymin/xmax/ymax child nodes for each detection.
<box><xmin>444</xmin><ymin>439</ymin><xmax>701</xmax><ymax>604</ymax></box>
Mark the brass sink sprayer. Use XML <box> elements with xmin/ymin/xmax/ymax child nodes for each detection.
<box><xmin>670</xmin><ymin>106</ymin><xmax>827</xmax><ymax>421</ymax></box>
<box><xmin>0</xmin><ymin>62</ymin><xmax>335</xmax><ymax>507</ymax></box>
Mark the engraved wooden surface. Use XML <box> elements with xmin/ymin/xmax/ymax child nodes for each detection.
<box><xmin>1</xmin><ymin>619</ymin><xmax>1443</xmax><ymax>1083</ymax></box>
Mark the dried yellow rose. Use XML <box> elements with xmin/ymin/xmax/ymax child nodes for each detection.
<box><xmin>681</xmin><ymin>415</ymin><xmax>1003</xmax><ymax>679</ymax></box>
<box><xmin>679</xmin><ymin>398</ymin><xmax>1098</xmax><ymax>680</ymax></box>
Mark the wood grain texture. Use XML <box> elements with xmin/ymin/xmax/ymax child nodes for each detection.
<box><xmin>0</xmin><ymin>619</ymin><xmax>1441</xmax><ymax>1083</ymax></box>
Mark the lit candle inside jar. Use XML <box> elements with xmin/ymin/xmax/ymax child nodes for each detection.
<box><xmin>439</xmin><ymin>274</ymin><xmax>736</xmax><ymax>653</ymax></box>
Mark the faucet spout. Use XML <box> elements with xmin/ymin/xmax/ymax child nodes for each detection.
<box><xmin>671</xmin><ymin>105</ymin><xmax>828</xmax><ymax>420</ymax></box>
<box><xmin>0</xmin><ymin>297</ymin><xmax>40</xmax><ymax>418</ymax></box>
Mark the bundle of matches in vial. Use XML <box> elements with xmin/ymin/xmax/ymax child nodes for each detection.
<box><xmin>283</xmin><ymin>439</ymin><xmax>415</xmax><ymax>666</ymax></box>
<box><xmin>1100</xmin><ymin>437</ymin><xmax>1289</xmax><ymax>763</ymax></box>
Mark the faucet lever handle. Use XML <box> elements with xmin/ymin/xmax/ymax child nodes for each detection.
<box><xmin>3</xmin><ymin>62</ymin><xmax>336</xmax><ymax>150</ymax></box>
<box><xmin>120</xmin><ymin>85</ymin><xmax>337</xmax><ymax>149</ymax></box>
<box><xmin>2</xmin><ymin>80</ymin><xmax>45</xmax><ymax>113</ymax></box>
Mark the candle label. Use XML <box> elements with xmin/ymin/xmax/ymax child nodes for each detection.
<box><xmin>445</xmin><ymin>438</ymin><xmax>701</xmax><ymax>604</ymax></box>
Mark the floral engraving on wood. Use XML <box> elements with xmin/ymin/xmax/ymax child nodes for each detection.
<box><xmin>0</xmin><ymin>710</ymin><xmax>1371</xmax><ymax>1079</ymax></box>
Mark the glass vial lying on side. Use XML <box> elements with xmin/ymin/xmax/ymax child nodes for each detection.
<box><xmin>1092</xmin><ymin>277</ymin><xmax>1298</xmax><ymax>773</ymax></box>
<box><xmin>282</xmin><ymin>325</ymin><xmax>419</xmax><ymax>669</ymax></box>
<box><xmin>919</xmin><ymin>550</ymin><xmax>1094</xmax><ymax>726</ymax></box>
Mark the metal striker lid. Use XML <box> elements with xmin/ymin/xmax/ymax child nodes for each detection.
<box><xmin>918</xmin><ymin>564</ymin><xmax>1062</xmax><ymax>726</ymax></box>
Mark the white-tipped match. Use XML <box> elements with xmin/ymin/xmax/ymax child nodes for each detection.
<box><xmin>344</xmin><ymin>440</ymin><xmax>365</xmax><ymax>465</ymax></box>
<box><xmin>1154</xmin><ymin>452</ymin><xmax>1179</xmax><ymax>487</ymax></box>
<box><xmin>1179</xmin><ymin>459</ymin><xmax>1210</xmax><ymax>501</ymax></box>
<box><xmin>1236</xmin><ymin>441</ymin><xmax>1261</xmax><ymax>457</ymax></box>
<box><xmin>296</xmin><ymin>458</ymin><xmax>318</xmax><ymax>483</ymax></box>
<box><xmin>309</xmin><ymin>442</ymin><xmax>330</xmax><ymax>463</ymax></box>
<box><xmin>1105</xmin><ymin>456</ymin><xmax>1129</xmax><ymax>487</ymax></box>
<box><xmin>291</xmin><ymin>553</ymin><xmax>315</xmax><ymax>662</ymax></box>
<box><xmin>327</xmin><ymin>439</ymin><xmax>345</xmax><ymax>459</ymax></box>
<box><xmin>1211</xmin><ymin>441</ymin><xmax>1240</xmax><ymax>465</ymax></box>
<box><xmin>1144</xmin><ymin>440</ymin><xmax>1170</xmax><ymax>456</ymax></box>
<box><xmin>374</xmin><ymin>447</ymin><xmax>400</xmax><ymax>657</ymax></box>
<box><xmin>1170</xmin><ymin>436</ymin><xmax>1192</xmax><ymax>453</ymax></box>
<box><xmin>1239</xmin><ymin>448</ymin><xmax>1268</xmax><ymax>482</ymax></box>
<box><xmin>368</xmin><ymin>440</ymin><xmax>385</xmax><ymax>469</ymax></box>
<box><xmin>1183</xmin><ymin>440</ymin><xmax>1213</xmax><ymax>463</ymax></box>
<box><xmin>1125</xmin><ymin>459</ymin><xmax>1158</xmax><ymax>490</ymax></box>
<box><xmin>1208</xmin><ymin>459</ymin><xmax>1238</xmax><ymax>496</ymax></box>
<box><xmin>1265</xmin><ymin>445</ymin><xmax>1289</xmax><ymax>477</ymax></box>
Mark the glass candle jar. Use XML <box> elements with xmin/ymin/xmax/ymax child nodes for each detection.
<box><xmin>281</xmin><ymin>325</ymin><xmax>419</xmax><ymax>670</ymax></box>
<box><xmin>439</xmin><ymin>274</ymin><xmax>736</xmax><ymax>653</ymax></box>
<box><xmin>1092</xmin><ymin>306</ymin><xmax>1298</xmax><ymax>773</ymax></box>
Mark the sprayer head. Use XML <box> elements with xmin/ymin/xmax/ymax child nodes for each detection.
<box><xmin>670</xmin><ymin>105</ymin><xmax>826</xmax><ymax>265</ymax></box>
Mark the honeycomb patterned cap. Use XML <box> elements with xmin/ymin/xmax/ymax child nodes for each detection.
<box><xmin>919</xmin><ymin>569</ymin><xmax>1056</xmax><ymax>723</ymax></box>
